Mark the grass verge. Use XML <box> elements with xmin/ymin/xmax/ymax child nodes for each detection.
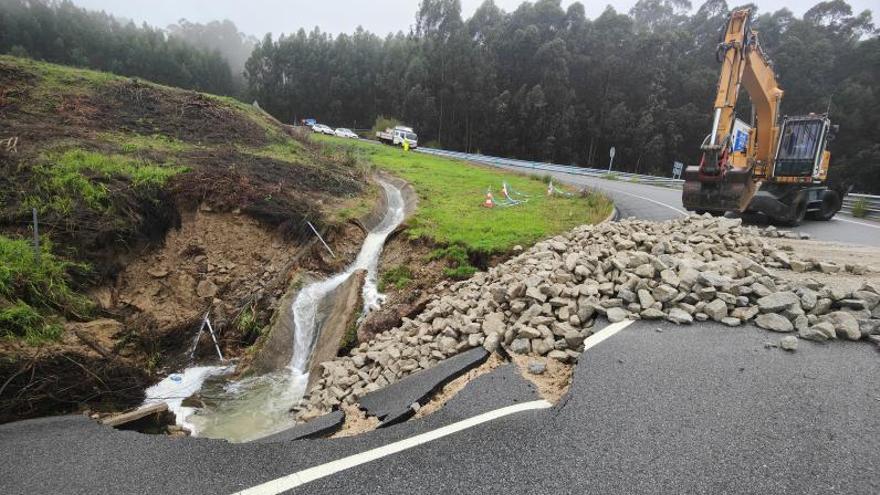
<box><xmin>313</xmin><ymin>134</ymin><xmax>613</xmax><ymax>254</ymax></box>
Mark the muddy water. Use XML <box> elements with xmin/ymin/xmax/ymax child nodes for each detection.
<box><xmin>142</xmin><ymin>179</ymin><xmax>405</xmax><ymax>442</ymax></box>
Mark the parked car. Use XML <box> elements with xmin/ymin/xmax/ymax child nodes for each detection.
<box><xmin>311</xmin><ymin>124</ymin><xmax>334</xmax><ymax>135</ymax></box>
<box><xmin>334</xmin><ymin>127</ymin><xmax>359</xmax><ymax>139</ymax></box>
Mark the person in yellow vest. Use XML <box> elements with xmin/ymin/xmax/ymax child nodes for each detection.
<box><xmin>402</xmin><ymin>137</ymin><xmax>410</xmax><ymax>152</ymax></box>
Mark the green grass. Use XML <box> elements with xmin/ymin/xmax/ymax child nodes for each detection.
<box><xmin>0</xmin><ymin>235</ymin><xmax>92</xmax><ymax>344</ymax></box>
<box><xmin>313</xmin><ymin>135</ymin><xmax>612</xmax><ymax>253</ymax></box>
<box><xmin>27</xmin><ymin>149</ymin><xmax>187</xmax><ymax>214</ymax></box>
<box><xmin>379</xmin><ymin>265</ymin><xmax>414</xmax><ymax>291</ymax></box>
<box><xmin>428</xmin><ymin>245</ymin><xmax>478</xmax><ymax>279</ymax></box>
<box><xmin>0</xmin><ymin>301</ymin><xmax>63</xmax><ymax>345</ymax></box>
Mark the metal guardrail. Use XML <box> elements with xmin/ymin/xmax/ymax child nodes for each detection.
<box><xmin>417</xmin><ymin>147</ymin><xmax>685</xmax><ymax>186</ymax></box>
<box><xmin>418</xmin><ymin>147</ymin><xmax>880</xmax><ymax>219</ymax></box>
<box><xmin>841</xmin><ymin>193</ymin><xmax>880</xmax><ymax>219</ymax></box>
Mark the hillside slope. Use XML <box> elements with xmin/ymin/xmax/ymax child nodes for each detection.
<box><xmin>0</xmin><ymin>56</ymin><xmax>371</xmax><ymax>422</ymax></box>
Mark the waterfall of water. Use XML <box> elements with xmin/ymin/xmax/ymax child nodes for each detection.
<box><xmin>142</xmin><ymin>179</ymin><xmax>406</xmax><ymax>442</ymax></box>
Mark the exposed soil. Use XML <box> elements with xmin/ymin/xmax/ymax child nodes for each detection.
<box><xmin>330</xmin><ymin>403</ymin><xmax>380</xmax><ymax>438</ymax></box>
<box><xmin>509</xmin><ymin>354</ymin><xmax>574</xmax><ymax>404</ymax></box>
<box><xmin>0</xmin><ymin>320</ymin><xmax>148</xmax><ymax>423</ymax></box>
<box><xmin>110</xmin><ymin>209</ymin><xmax>303</xmax><ymax>359</ymax></box>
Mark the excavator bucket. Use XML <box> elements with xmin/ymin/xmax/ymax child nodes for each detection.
<box><xmin>682</xmin><ymin>165</ymin><xmax>755</xmax><ymax>214</ymax></box>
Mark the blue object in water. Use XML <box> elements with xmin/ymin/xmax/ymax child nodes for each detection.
<box><xmin>170</xmin><ymin>374</ymin><xmax>183</xmax><ymax>383</ymax></box>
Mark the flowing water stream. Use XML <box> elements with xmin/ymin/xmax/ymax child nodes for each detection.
<box><xmin>142</xmin><ymin>179</ymin><xmax>406</xmax><ymax>442</ymax></box>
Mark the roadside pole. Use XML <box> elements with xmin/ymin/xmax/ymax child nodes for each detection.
<box><xmin>607</xmin><ymin>146</ymin><xmax>616</xmax><ymax>172</ymax></box>
<box><xmin>32</xmin><ymin>207</ymin><xmax>40</xmax><ymax>266</ymax></box>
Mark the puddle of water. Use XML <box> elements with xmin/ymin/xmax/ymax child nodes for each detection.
<box><xmin>142</xmin><ymin>179</ymin><xmax>405</xmax><ymax>442</ymax></box>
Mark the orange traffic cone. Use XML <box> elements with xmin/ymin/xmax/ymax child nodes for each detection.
<box><xmin>483</xmin><ymin>190</ymin><xmax>495</xmax><ymax>208</ymax></box>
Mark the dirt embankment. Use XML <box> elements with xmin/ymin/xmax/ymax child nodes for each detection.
<box><xmin>0</xmin><ymin>57</ymin><xmax>372</xmax><ymax>423</ymax></box>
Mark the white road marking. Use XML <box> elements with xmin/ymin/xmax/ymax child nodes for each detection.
<box><xmin>233</xmin><ymin>319</ymin><xmax>634</xmax><ymax>495</ymax></box>
<box><xmin>582</xmin><ymin>319</ymin><xmax>635</xmax><ymax>352</ymax></box>
<box><xmin>602</xmin><ymin>186</ymin><xmax>689</xmax><ymax>217</ymax></box>
<box><xmin>231</xmin><ymin>400</ymin><xmax>552</xmax><ymax>495</ymax></box>
<box><xmin>834</xmin><ymin>216</ymin><xmax>880</xmax><ymax>230</ymax></box>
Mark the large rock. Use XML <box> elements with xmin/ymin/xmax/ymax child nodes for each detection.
<box><xmin>482</xmin><ymin>312</ymin><xmax>506</xmax><ymax>336</ymax></box>
<box><xmin>196</xmin><ymin>279</ymin><xmax>219</xmax><ymax>298</ymax></box>
<box><xmin>755</xmin><ymin>313</ymin><xmax>794</xmax><ymax>333</ymax></box>
<box><xmin>798</xmin><ymin>322</ymin><xmax>835</xmax><ymax>342</ymax></box>
<box><xmin>820</xmin><ymin>311</ymin><xmax>861</xmax><ymax>341</ymax></box>
<box><xmin>756</xmin><ymin>292</ymin><xmax>800</xmax><ymax>313</ymax></box>
<box><xmin>606</xmin><ymin>307</ymin><xmax>629</xmax><ymax>323</ymax></box>
<box><xmin>667</xmin><ymin>308</ymin><xmax>693</xmax><ymax>325</ymax></box>
<box><xmin>703</xmin><ymin>299</ymin><xmax>728</xmax><ymax>322</ymax></box>
<box><xmin>509</xmin><ymin>338</ymin><xmax>531</xmax><ymax>354</ymax></box>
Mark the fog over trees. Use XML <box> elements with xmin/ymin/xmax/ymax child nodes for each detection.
<box><xmin>1</xmin><ymin>0</ymin><xmax>877</xmax><ymax>192</ymax></box>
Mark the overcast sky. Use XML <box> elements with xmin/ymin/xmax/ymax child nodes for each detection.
<box><xmin>71</xmin><ymin>0</ymin><xmax>876</xmax><ymax>38</ymax></box>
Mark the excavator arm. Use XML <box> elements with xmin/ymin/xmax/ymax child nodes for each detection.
<box><xmin>703</xmin><ymin>9</ymin><xmax>782</xmax><ymax>179</ymax></box>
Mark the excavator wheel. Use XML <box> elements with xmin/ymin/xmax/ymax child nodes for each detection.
<box><xmin>780</xmin><ymin>193</ymin><xmax>808</xmax><ymax>227</ymax></box>
<box><xmin>807</xmin><ymin>190</ymin><xmax>841</xmax><ymax>221</ymax></box>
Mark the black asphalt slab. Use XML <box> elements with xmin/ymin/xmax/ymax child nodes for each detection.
<box><xmin>358</xmin><ymin>346</ymin><xmax>489</xmax><ymax>426</ymax></box>
<box><xmin>256</xmin><ymin>410</ymin><xmax>345</xmax><ymax>443</ymax></box>
<box><xmin>2</xmin><ymin>321</ymin><xmax>878</xmax><ymax>494</ymax></box>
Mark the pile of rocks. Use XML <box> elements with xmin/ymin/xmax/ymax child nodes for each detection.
<box><xmin>296</xmin><ymin>215</ymin><xmax>879</xmax><ymax>420</ymax></box>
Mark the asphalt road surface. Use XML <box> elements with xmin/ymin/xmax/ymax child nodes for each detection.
<box><xmin>467</xmin><ymin>156</ymin><xmax>880</xmax><ymax>247</ymax></box>
<box><xmin>2</xmin><ymin>320</ymin><xmax>878</xmax><ymax>494</ymax></box>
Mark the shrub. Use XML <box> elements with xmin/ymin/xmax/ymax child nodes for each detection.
<box><xmin>851</xmin><ymin>198</ymin><xmax>868</xmax><ymax>218</ymax></box>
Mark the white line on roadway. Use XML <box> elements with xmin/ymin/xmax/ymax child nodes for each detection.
<box><xmin>231</xmin><ymin>401</ymin><xmax>552</xmax><ymax>495</ymax></box>
<box><xmin>601</xmin><ymin>186</ymin><xmax>689</xmax><ymax>217</ymax></box>
<box><xmin>232</xmin><ymin>319</ymin><xmax>635</xmax><ymax>495</ymax></box>
<box><xmin>834</xmin><ymin>216</ymin><xmax>880</xmax><ymax>230</ymax></box>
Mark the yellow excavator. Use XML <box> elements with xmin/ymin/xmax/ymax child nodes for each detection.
<box><xmin>682</xmin><ymin>8</ymin><xmax>844</xmax><ymax>225</ymax></box>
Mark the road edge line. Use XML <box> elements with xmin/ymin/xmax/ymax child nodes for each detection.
<box><xmin>231</xmin><ymin>399</ymin><xmax>553</xmax><ymax>495</ymax></box>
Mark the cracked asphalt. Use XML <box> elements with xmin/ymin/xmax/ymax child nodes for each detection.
<box><xmin>2</xmin><ymin>320</ymin><xmax>878</xmax><ymax>495</ymax></box>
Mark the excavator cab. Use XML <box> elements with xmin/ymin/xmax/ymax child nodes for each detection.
<box><xmin>772</xmin><ymin>115</ymin><xmax>831</xmax><ymax>179</ymax></box>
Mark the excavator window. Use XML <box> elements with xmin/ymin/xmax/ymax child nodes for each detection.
<box><xmin>774</xmin><ymin>118</ymin><xmax>825</xmax><ymax>177</ymax></box>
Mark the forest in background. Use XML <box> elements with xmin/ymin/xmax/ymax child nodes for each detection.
<box><xmin>0</xmin><ymin>0</ymin><xmax>254</xmax><ymax>96</ymax></box>
<box><xmin>1</xmin><ymin>0</ymin><xmax>878</xmax><ymax>192</ymax></box>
